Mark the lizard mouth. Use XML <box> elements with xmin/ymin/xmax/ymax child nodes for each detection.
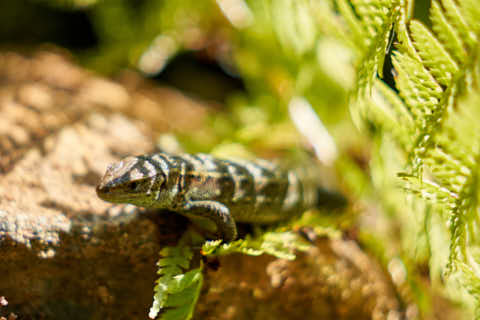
<box><xmin>96</xmin><ymin>180</ymin><xmax>155</xmax><ymax>205</ymax></box>
<box><xmin>95</xmin><ymin>183</ymin><xmax>129</xmax><ymax>203</ymax></box>
<box><xmin>95</xmin><ymin>184</ymin><xmax>109</xmax><ymax>197</ymax></box>
<box><xmin>96</xmin><ymin>184</ymin><xmax>116</xmax><ymax>202</ymax></box>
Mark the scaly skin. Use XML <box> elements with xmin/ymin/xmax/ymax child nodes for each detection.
<box><xmin>96</xmin><ymin>152</ymin><xmax>319</xmax><ymax>241</ymax></box>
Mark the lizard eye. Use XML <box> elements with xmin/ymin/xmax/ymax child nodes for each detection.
<box><xmin>128</xmin><ymin>181</ymin><xmax>139</xmax><ymax>191</ymax></box>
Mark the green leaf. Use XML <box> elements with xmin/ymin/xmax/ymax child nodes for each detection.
<box><xmin>430</xmin><ymin>1</ymin><xmax>466</xmax><ymax>64</ymax></box>
<box><xmin>271</xmin><ymin>0</ymin><xmax>317</xmax><ymax>56</ymax></box>
<box><xmin>149</xmin><ymin>246</ymin><xmax>203</xmax><ymax>320</ymax></box>
<box><xmin>457</xmin><ymin>261</ymin><xmax>480</xmax><ymax>300</ymax></box>
<box><xmin>356</xmin><ymin>79</ymin><xmax>415</xmax><ymax>148</ymax></box>
<box><xmin>351</xmin><ymin>0</ymin><xmax>399</xmax><ymax>95</ymax></box>
<box><xmin>409</xmin><ymin>20</ymin><xmax>459</xmax><ymax>86</ymax></box>
<box><xmin>160</xmin><ymin>276</ymin><xmax>202</xmax><ymax>320</ymax></box>
<box><xmin>391</xmin><ymin>51</ymin><xmax>442</xmax><ymax>122</ymax></box>
<box><xmin>440</xmin><ymin>0</ymin><xmax>476</xmax><ymax>48</ymax></box>
<box><xmin>336</xmin><ymin>0</ymin><xmax>366</xmax><ymax>50</ymax></box>
<box><xmin>202</xmin><ymin>229</ymin><xmax>312</xmax><ymax>260</ymax></box>
<box><xmin>461</xmin><ymin>0</ymin><xmax>480</xmax><ymax>37</ymax></box>
<box><xmin>398</xmin><ymin>173</ymin><xmax>457</xmax><ymax>203</ymax></box>
<box><xmin>163</xmin><ymin>270</ymin><xmax>203</xmax><ymax>308</ymax></box>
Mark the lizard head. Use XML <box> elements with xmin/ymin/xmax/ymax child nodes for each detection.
<box><xmin>96</xmin><ymin>155</ymin><xmax>167</xmax><ymax>207</ymax></box>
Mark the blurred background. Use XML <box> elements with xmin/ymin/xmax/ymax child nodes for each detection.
<box><xmin>0</xmin><ymin>0</ymin><xmax>372</xmax><ymax>169</ymax></box>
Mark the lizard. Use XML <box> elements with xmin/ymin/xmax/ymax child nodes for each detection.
<box><xmin>96</xmin><ymin>152</ymin><xmax>344</xmax><ymax>241</ymax></box>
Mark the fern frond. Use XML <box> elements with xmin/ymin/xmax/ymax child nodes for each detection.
<box><xmin>398</xmin><ymin>173</ymin><xmax>457</xmax><ymax>203</ymax></box>
<box><xmin>390</xmin><ymin>89</ymin><xmax>480</xmax><ymax>306</ymax></box>
<box><xmin>457</xmin><ymin>261</ymin><xmax>480</xmax><ymax>301</ymax></box>
<box><xmin>388</xmin><ymin>0</ymin><xmax>480</xmax><ymax>175</ymax></box>
<box><xmin>421</xmin><ymin>90</ymin><xmax>480</xmax><ymax>266</ymax></box>
<box><xmin>270</xmin><ymin>0</ymin><xmax>317</xmax><ymax>56</ymax></box>
<box><xmin>347</xmin><ymin>0</ymin><xmax>480</xmax><ymax>312</ymax></box>
<box><xmin>409</xmin><ymin>20</ymin><xmax>459</xmax><ymax>86</ymax></box>
<box><xmin>430</xmin><ymin>1</ymin><xmax>466</xmax><ymax>64</ymax></box>
<box><xmin>159</xmin><ymin>273</ymin><xmax>203</xmax><ymax>320</ymax></box>
<box><xmin>336</xmin><ymin>0</ymin><xmax>367</xmax><ymax>51</ymax></box>
<box><xmin>461</xmin><ymin>0</ymin><xmax>480</xmax><ymax>37</ymax></box>
<box><xmin>344</xmin><ymin>0</ymin><xmax>400</xmax><ymax>95</ymax></box>
<box><xmin>149</xmin><ymin>246</ymin><xmax>203</xmax><ymax>320</ymax></box>
<box><xmin>202</xmin><ymin>229</ymin><xmax>312</xmax><ymax>260</ymax></box>
<box><xmin>373</xmin><ymin>80</ymin><xmax>416</xmax><ymax>142</ymax></box>
<box><xmin>441</xmin><ymin>0</ymin><xmax>477</xmax><ymax>49</ymax></box>
<box><xmin>391</xmin><ymin>51</ymin><xmax>443</xmax><ymax>124</ymax></box>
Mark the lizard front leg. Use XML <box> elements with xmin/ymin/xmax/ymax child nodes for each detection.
<box><xmin>181</xmin><ymin>200</ymin><xmax>237</xmax><ymax>242</ymax></box>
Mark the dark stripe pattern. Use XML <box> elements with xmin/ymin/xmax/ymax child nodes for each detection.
<box><xmin>97</xmin><ymin>152</ymin><xmax>315</xmax><ymax>223</ymax></box>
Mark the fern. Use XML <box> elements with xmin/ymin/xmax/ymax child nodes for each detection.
<box><xmin>149</xmin><ymin>246</ymin><xmax>203</xmax><ymax>320</ymax></box>
<box><xmin>349</xmin><ymin>0</ymin><xmax>480</xmax><ymax>313</ymax></box>
<box><xmin>336</xmin><ymin>0</ymin><xmax>400</xmax><ymax>96</ymax></box>
<box><xmin>400</xmin><ymin>92</ymin><xmax>480</xmax><ymax>270</ymax></box>
<box><xmin>395</xmin><ymin>0</ymin><xmax>480</xmax><ymax>272</ymax></box>
<box><xmin>202</xmin><ymin>228</ymin><xmax>312</xmax><ymax>260</ymax></box>
<box><xmin>149</xmin><ymin>217</ymin><xmax>322</xmax><ymax>320</ymax></box>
